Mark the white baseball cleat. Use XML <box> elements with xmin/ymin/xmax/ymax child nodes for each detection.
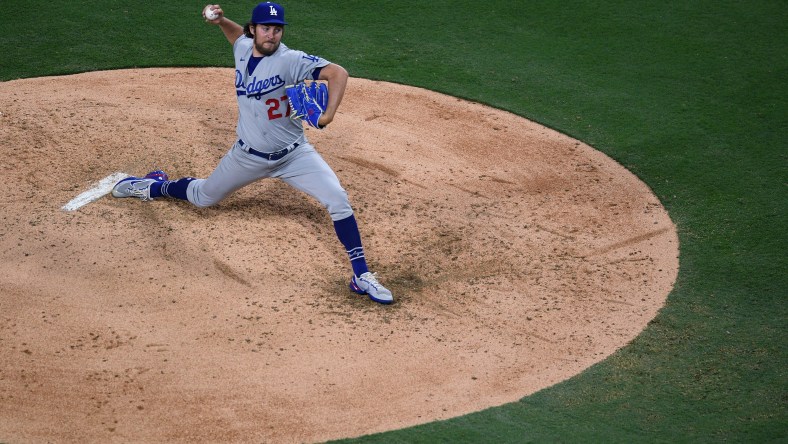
<box><xmin>350</xmin><ymin>272</ymin><xmax>394</xmax><ymax>304</ymax></box>
<box><xmin>111</xmin><ymin>177</ymin><xmax>157</xmax><ymax>201</ymax></box>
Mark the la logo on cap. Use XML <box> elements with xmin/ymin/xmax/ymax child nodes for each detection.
<box><xmin>251</xmin><ymin>2</ymin><xmax>287</xmax><ymax>25</ymax></box>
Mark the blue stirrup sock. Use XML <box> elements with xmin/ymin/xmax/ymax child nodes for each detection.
<box><xmin>150</xmin><ymin>178</ymin><xmax>195</xmax><ymax>200</ymax></box>
<box><xmin>333</xmin><ymin>214</ymin><xmax>369</xmax><ymax>277</ymax></box>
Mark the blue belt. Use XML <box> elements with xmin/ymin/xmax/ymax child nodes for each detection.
<box><xmin>238</xmin><ymin>139</ymin><xmax>299</xmax><ymax>161</ymax></box>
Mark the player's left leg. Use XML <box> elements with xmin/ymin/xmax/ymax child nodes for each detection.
<box><xmin>276</xmin><ymin>145</ymin><xmax>393</xmax><ymax>304</ymax></box>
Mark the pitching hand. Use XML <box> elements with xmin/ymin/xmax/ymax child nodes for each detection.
<box><xmin>203</xmin><ymin>4</ymin><xmax>224</xmax><ymax>23</ymax></box>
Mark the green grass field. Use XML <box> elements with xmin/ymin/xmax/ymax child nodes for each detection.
<box><xmin>2</xmin><ymin>1</ymin><xmax>786</xmax><ymax>442</ymax></box>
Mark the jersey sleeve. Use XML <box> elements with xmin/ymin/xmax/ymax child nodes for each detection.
<box><xmin>233</xmin><ymin>35</ymin><xmax>252</xmax><ymax>57</ymax></box>
<box><xmin>287</xmin><ymin>50</ymin><xmax>330</xmax><ymax>84</ymax></box>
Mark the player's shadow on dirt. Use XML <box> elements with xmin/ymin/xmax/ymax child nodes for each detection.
<box><xmin>221</xmin><ymin>195</ymin><xmax>327</xmax><ymax>222</ymax></box>
<box><xmin>191</xmin><ymin>179</ymin><xmax>332</xmax><ymax>228</ymax></box>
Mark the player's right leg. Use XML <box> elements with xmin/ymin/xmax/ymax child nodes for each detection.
<box><xmin>180</xmin><ymin>146</ymin><xmax>267</xmax><ymax>207</ymax></box>
<box><xmin>114</xmin><ymin>143</ymin><xmax>272</xmax><ymax>207</ymax></box>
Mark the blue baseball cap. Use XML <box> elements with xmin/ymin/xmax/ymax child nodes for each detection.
<box><xmin>252</xmin><ymin>2</ymin><xmax>287</xmax><ymax>25</ymax></box>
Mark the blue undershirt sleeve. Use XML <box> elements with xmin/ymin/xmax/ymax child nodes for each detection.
<box><xmin>311</xmin><ymin>66</ymin><xmax>324</xmax><ymax>81</ymax></box>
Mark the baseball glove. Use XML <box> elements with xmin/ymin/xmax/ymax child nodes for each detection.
<box><xmin>286</xmin><ymin>81</ymin><xmax>328</xmax><ymax>129</ymax></box>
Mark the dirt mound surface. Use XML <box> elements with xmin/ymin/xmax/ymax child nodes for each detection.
<box><xmin>0</xmin><ymin>68</ymin><xmax>678</xmax><ymax>443</ymax></box>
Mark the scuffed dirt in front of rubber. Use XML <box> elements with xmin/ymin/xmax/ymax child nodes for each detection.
<box><xmin>0</xmin><ymin>69</ymin><xmax>678</xmax><ymax>443</ymax></box>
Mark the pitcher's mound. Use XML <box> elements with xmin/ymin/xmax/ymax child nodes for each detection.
<box><xmin>0</xmin><ymin>68</ymin><xmax>678</xmax><ymax>443</ymax></box>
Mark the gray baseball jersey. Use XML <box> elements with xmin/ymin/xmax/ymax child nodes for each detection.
<box><xmin>184</xmin><ymin>35</ymin><xmax>353</xmax><ymax>221</ymax></box>
<box><xmin>233</xmin><ymin>37</ymin><xmax>328</xmax><ymax>152</ymax></box>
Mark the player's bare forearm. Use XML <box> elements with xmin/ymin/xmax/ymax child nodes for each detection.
<box><xmin>203</xmin><ymin>4</ymin><xmax>244</xmax><ymax>44</ymax></box>
<box><xmin>318</xmin><ymin>63</ymin><xmax>348</xmax><ymax>127</ymax></box>
<box><xmin>218</xmin><ymin>18</ymin><xmax>244</xmax><ymax>44</ymax></box>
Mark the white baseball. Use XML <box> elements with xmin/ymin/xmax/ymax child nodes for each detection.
<box><xmin>204</xmin><ymin>6</ymin><xmax>219</xmax><ymax>20</ymax></box>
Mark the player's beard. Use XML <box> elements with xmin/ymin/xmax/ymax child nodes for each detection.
<box><xmin>255</xmin><ymin>40</ymin><xmax>280</xmax><ymax>56</ymax></box>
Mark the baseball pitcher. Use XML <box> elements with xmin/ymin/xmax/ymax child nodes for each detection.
<box><xmin>112</xmin><ymin>2</ymin><xmax>393</xmax><ymax>304</ymax></box>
